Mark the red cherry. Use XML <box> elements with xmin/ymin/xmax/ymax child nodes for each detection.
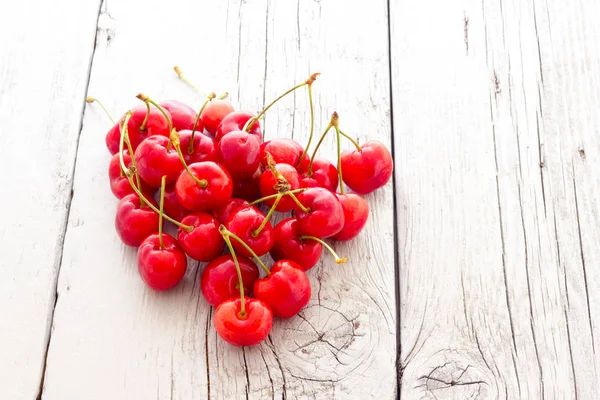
<box><xmin>160</xmin><ymin>184</ymin><xmax>187</xmax><ymax>222</ymax></box>
<box><xmin>160</xmin><ymin>100</ymin><xmax>199</xmax><ymax>132</ymax></box>
<box><xmin>217</xmin><ymin>131</ymin><xmax>261</xmax><ymax>178</ymax></box>
<box><xmin>201</xmin><ymin>255</ymin><xmax>259</xmax><ymax>307</ymax></box>
<box><xmin>213</xmin><ymin>198</ymin><xmax>250</xmax><ymax>224</ymax></box>
<box><xmin>201</xmin><ymin>99</ymin><xmax>234</xmax><ymax>136</ymax></box>
<box><xmin>108</xmin><ymin>151</ymin><xmax>154</xmax><ymax>199</ymax></box>
<box><xmin>293</xmin><ymin>187</ymin><xmax>344</xmax><ymax>238</ymax></box>
<box><xmin>232</xmin><ymin>168</ymin><xmax>262</xmax><ymax>201</ymax></box>
<box><xmin>105</xmin><ymin>105</ymin><xmax>171</xmax><ymax>155</ymax></box>
<box><xmin>213</xmin><ymin>298</ymin><xmax>273</xmax><ymax>346</ymax></box>
<box><xmin>215</xmin><ymin>111</ymin><xmax>262</xmax><ymax>143</ymax></box>
<box><xmin>258</xmin><ymin>164</ymin><xmax>300</xmax><ymax>212</ymax></box>
<box><xmin>137</xmin><ymin>234</ymin><xmax>187</xmax><ymax>291</ymax></box>
<box><xmin>115</xmin><ymin>193</ymin><xmax>160</xmax><ymax>247</ymax></box>
<box><xmin>134</xmin><ymin>136</ymin><xmax>183</xmax><ymax>187</ymax></box>
<box><xmin>253</xmin><ymin>260</ymin><xmax>311</xmax><ymax>318</ymax></box>
<box><xmin>331</xmin><ymin>193</ymin><xmax>369</xmax><ymax>241</ymax></box>
<box><xmin>340</xmin><ymin>140</ymin><xmax>393</xmax><ymax>194</ymax></box>
<box><xmin>298</xmin><ymin>157</ymin><xmax>339</xmax><ymax>192</ymax></box>
<box><xmin>175</xmin><ymin>161</ymin><xmax>233</xmax><ymax>211</ymax></box>
<box><xmin>260</xmin><ymin>139</ymin><xmax>308</xmax><ymax>169</ymax></box>
<box><xmin>177</xmin><ymin>212</ymin><xmax>224</xmax><ymax>261</ymax></box>
<box><xmin>225</xmin><ymin>206</ymin><xmax>274</xmax><ymax>257</ymax></box>
<box><xmin>178</xmin><ymin>130</ymin><xmax>217</xmax><ymax>164</ymax></box>
<box><xmin>270</xmin><ymin>218</ymin><xmax>322</xmax><ymax>271</ymax></box>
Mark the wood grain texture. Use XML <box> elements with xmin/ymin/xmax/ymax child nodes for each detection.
<box><xmin>39</xmin><ymin>0</ymin><xmax>397</xmax><ymax>399</ymax></box>
<box><xmin>390</xmin><ymin>0</ymin><xmax>600</xmax><ymax>398</ymax></box>
<box><xmin>0</xmin><ymin>1</ymin><xmax>102</xmax><ymax>398</ymax></box>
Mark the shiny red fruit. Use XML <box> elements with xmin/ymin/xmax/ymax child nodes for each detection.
<box><xmin>331</xmin><ymin>193</ymin><xmax>369</xmax><ymax>241</ymax></box>
<box><xmin>259</xmin><ymin>163</ymin><xmax>300</xmax><ymax>212</ymax></box>
<box><xmin>215</xmin><ymin>111</ymin><xmax>262</xmax><ymax>143</ymax></box>
<box><xmin>298</xmin><ymin>157</ymin><xmax>339</xmax><ymax>192</ymax></box>
<box><xmin>217</xmin><ymin>131</ymin><xmax>261</xmax><ymax>178</ymax></box>
<box><xmin>160</xmin><ymin>184</ymin><xmax>187</xmax><ymax>222</ymax></box>
<box><xmin>108</xmin><ymin>151</ymin><xmax>154</xmax><ymax>199</ymax></box>
<box><xmin>201</xmin><ymin>255</ymin><xmax>259</xmax><ymax>307</ymax></box>
<box><xmin>213</xmin><ymin>298</ymin><xmax>273</xmax><ymax>346</ymax></box>
<box><xmin>260</xmin><ymin>139</ymin><xmax>308</xmax><ymax>169</ymax></box>
<box><xmin>270</xmin><ymin>218</ymin><xmax>322</xmax><ymax>271</ymax></box>
<box><xmin>135</xmin><ymin>135</ymin><xmax>183</xmax><ymax>187</ymax></box>
<box><xmin>115</xmin><ymin>194</ymin><xmax>160</xmax><ymax>247</ymax></box>
<box><xmin>137</xmin><ymin>234</ymin><xmax>187</xmax><ymax>291</ymax></box>
<box><xmin>177</xmin><ymin>212</ymin><xmax>224</xmax><ymax>261</ymax></box>
<box><xmin>175</xmin><ymin>161</ymin><xmax>233</xmax><ymax>211</ymax></box>
<box><xmin>225</xmin><ymin>206</ymin><xmax>274</xmax><ymax>257</ymax></box>
<box><xmin>232</xmin><ymin>168</ymin><xmax>262</xmax><ymax>202</ymax></box>
<box><xmin>293</xmin><ymin>188</ymin><xmax>344</xmax><ymax>238</ymax></box>
<box><xmin>178</xmin><ymin>130</ymin><xmax>217</xmax><ymax>164</ymax></box>
<box><xmin>253</xmin><ymin>260</ymin><xmax>311</xmax><ymax>318</ymax></box>
<box><xmin>340</xmin><ymin>140</ymin><xmax>393</xmax><ymax>194</ymax></box>
<box><xmin>201</xmin><ymin>100</ymin><xmax>234</xmax><ymax>136</ymax></box>
<box><xmin>160</xmin><ymin>100</ymin><xmax>198</xmax><ymax>132</ymax></box>
<box><xmin>213</xmin><ymin>198</ymin><xmax>250</xmax><ymax>224</ymax></box>
<box><xmin>105</xmin><ymin>105</ymin><xmax>171</xmax><ymax>155</ymax></box>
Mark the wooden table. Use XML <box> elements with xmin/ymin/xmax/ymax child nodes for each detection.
<box><xmin>1</xmin><ymin>0</ymin><xmax>598</xmax><ymax>399</ymax></box>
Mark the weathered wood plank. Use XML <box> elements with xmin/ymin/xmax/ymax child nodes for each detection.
<box><xmin>0</xmin><ymin>1</ymin><xmax>102</xmax><ymax>398</ymax></box>
<box><xmin>390</xmin><ymin>0</ymin><xmax>600</xmax><ymax>398</ymax></box>
<box><xmin>40</xmin><ymin>0</ymin><xmax>396</xmax><ymax>399</ymax></box>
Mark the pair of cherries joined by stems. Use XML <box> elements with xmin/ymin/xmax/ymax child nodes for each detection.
<box><xmin>89</xmin><ymin>67</ymin><xmax>393</xmax><ymax>347</ymax></box>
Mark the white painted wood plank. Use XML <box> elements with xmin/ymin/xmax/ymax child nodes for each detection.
<box><xmin>40</xmin><ymin>0</ymin><xmax>396</xmax><ymax>399</ymax></box>
<box><xmin>390</xmin><ymin>0</ymin><xmax>600</xmax><ymax>398</ymax></box>
<box><xmin>0</xmin><ymin>1</ymin><xmax>101</xmax><ymax>399</ymax></box>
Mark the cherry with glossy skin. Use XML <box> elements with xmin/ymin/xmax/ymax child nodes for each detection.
<box><xmin>253</xmin><ymin>260</ymin><xmax>311</xmax><ymax>318</ymax></box>
<box><xmin>213</xmin><ymin>298</ymin><xmax>273</xmax><ymax>346</ymax></box>
<box><xmin>293</xmin><ymin>187</ymin><xmax>344</xmax><ymax>239</ymax></box>
<box><xmin>160</xmin><ymin>184</ymin><xmax>187</xmax><ymax>222</ymax></box>
<box><xmin>115</xmin><ymin>193</ymin><xmax>160</xmax><ymax>247</ymax></box>
<box><xmin>201</xmin><ymin>255</ymin><xmax>259</xmax><ymax>307</ymax></box>
<box><xmin>177</xmin><ymin>212</ymin><xmax>224</xmax><ymax>261</ymax></box>
<box><xmin>201</xmin><ymin>99</ymin><xmax>235</xmax><ymax>136</ymax></box>
<box><xmin>270</xmin><ymin>218</ymin><xmax>322</xmax><ymax>271</ymax></box>
<box><xmin>298</xmin><ymin>156</ymin><xmax>339</xmax><ymax>192</ymax></box>
<box><xmin>259</xmin><ymin>163</ymin><xmax>300</xmax><ymax>212</ymax></box>
<box><xmin>213</xmin><ymin>198</ymin><xmax>250</xmax><ymax>224</ymax></box>
<box><xmin>175</xmin><ymin>161</ymin><xmax>233</xmax><ymax>211</ymax></box>
<box><xmin>178</xmin><ymin>129</ymin><xmax>217</xmax><ymax>164</ymax></box>
<box><xmin>331</xmin><ymin>193</ymin><xmax>369</xmax><ymax>241</ymax></box>
<box><xmin>225</xmin><ymin>206</ymin><xmax>274</xmax><ymax>257</ymax></box>
<box><xmin>105</xmin><ymin>105</ymin><xmax>171</xmax><ymax>154</ymax></box>
<box><xmin>108</xmin><ymin>151</ymin><xmax>154</xmax><ymax>199</ymax></box>
<box><xmin>137</xmin><ymin>233</ymin><xmax>187</xmax><ymax>291</ymax></box>
<box><xmin>260</xmin><ymin>139</ymin><xmax>308</xmax><ymax>170</ymax></box>
<box><xmin>134</xmin><ymin>135</ymin><xmax>183</xmax><ymax>187</ymax></box>
<box><xmin>217</xmin><ymin>131</ymin><xmax>261</xmax><ymax>178</ymax></box>
<box><xmin>340</xmin><ymin>140</ymin><xmax>393</xmax><ymax>194</ymax></box>
<box><xmin>232</xmin><ymin>168</ymin><xmax>262</xmax><ymax>201</ymax></box>
<box><xmin>215</xmin><ymin>111</ymin><xmax>262</xmax><ymax>143</ymax></box>
<box><xmin>160</xmin><ymin>100</ymin><xmax>198</xmax><ymax>132</ymax></box>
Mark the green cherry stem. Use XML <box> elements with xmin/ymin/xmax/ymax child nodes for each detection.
<box><xmin>248</xmin><ymin>188</ymin><xmax>307</xmax><ymax>206</ymax></box>
<box><xmin>220</xmin><ymin>225</ymin><xmax>270</xmax><ymax>275</ymax></box>
<box><xmin>339</xmin><ymin>130</ymin><xmax>362</xmax><ymax>151</ymax></box>
<box><xmin>86</xmin><ymin>97</ymin><xmax>115</xmax><ymax>124</ymax></box>
<box><xmin>288</xmin><ymin>191</ymin><xmax>310</xmax><ymax>214</ymax></box>
<box><xmin>139</xmin><ymin>101</ymin><xmax>151</xmax><ymax>132</ymax></box>
<box><xmin>123</xmin><ymin>121</ymin><xmax>144</xmax><ymax>201</ymax></box>
<box><xmin>173</xmin><ymin>66</ymin><xmax>207</xmax><ymax>97</ymax></box>
<box><xmin>158</xmin><ymin>176</ymin><xmax>167</xmax><ymax>249</ymax></box>
<box><xmin>222</xmin><ymin>234</ymin><xmax>247</xmax><ymax>318</ymax></box>
<box><xmin>217</xmin><ymin>92</ymin><xmax>229</xmax><ymax>100</ymax></box>
<box><xmin>136</xmin><ymin>93</ymin><xmax>174</xmax><ymax>134</ymax></box>
<box><xmin>300</xmin><ymin>236</ymin><xmax>348</xmax><ymax>264</ymax></box>
<box><xmin>118</xmin><ymin>112</ymin><xmax>144</xmax><ymax>207</ymax></box>
<box><xmin>307</xmin><ymin>122</ymin><xmax>334</xmax><ymax>175</ymax></box>
<box><xmin>252</xmin><ymin>194</ymin><xmax>282</xmax><ymax>237</ymax></box>
<box><xmin>189</xmin><ymin>92</ymin><xmax>216</xmax><ymax>154</ymax></box>
<box><xmin>332</xmin><ymin>113</ymin><xmax>345</xmax><ymax>195</ymax></box>
<box><xmin>170</xmin><ymin>130</ymin><xmax>209</xmax><ymax>188</ymax></box>
<box><xmin>297</xmin><ymin>81</ymin><xmax>316</xmax><ymax>166</ymax></box>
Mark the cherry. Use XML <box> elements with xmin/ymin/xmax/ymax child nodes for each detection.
<box><xmin>178</xmin><ymin>129</ymin><xmax>217</xmax><ymax>164</ymax></box>
<box><xmin>213</xmin><ymin>298</ymin><xmax>273</xmax><ymax>346</ymax></box>
<box><xmin>215</xmin><ymin>111</ymin><xmax>262</xmax><ymax>143</ymax></box>
<box><xmin>270</xmin><ymin>218</ymin><xmax>322</xmax><ymax>271</ymax></box>
<box><xmin>259</xmin><ymin>163</ymin><xmax>300</xmax><ymax>212</ymax></box>
<box><xmin>260</xmin><ymin>139</ymin><xmax>308</xmax><ymax>170</ymax></box>
<box><xmin>108</xmin><ymin>151</ymin><xmax>153</xmax><ymax>199</ymax></box>
<box><xmin>331</xmin><ymin>193</ymin><xmax>369</xmax><ymax>241</ymax></box>
<box><xmin>217</xmin><ymin>130</ymin><xmax>261</xmax><ymax>178</ymax></box>
<box><xmin>298</xmin><ymin>156</ymin><xmax>338</xmax><ymax>192</ymax></box>
<box><xmin>160</xmin><ymin>184</ymin><xmax>187</xmax><ymax>222</ymax></box>
<box><xmin>340</xmin><ymin>140</ymin><xmax>393</xmax><ymax>194</ymax></box>
<box><xmin>213</xmin><ymin>198</ymin><xmax>250</xmax><ymax>224</ymax></box>
<box><xmin>225</xmin><ymin>206</ymin><xmax>274</xmax><ymax>257</ymax></box>
<box><xmin>177</xmin><ymin>212</ymin><xmax>224</xmax><ymax>261</ymax></box>
<box><xmin>134</xmin><ymin>135</ymin><xmax>183</xmax><ymax>187</ymax></box>
<box><xmin>253</xmin><ymin>260</ymin><xmax>311</xmax><ymax>318</ymax></box>
<box><xmin>201</xmin><ymin>255</ymin><xmax>259</xmax><ymax>307</ymax></box>
<box><xmin>115</xmin><ymin>193</ymin><xmax>160</xmax><ymax>247</ymax></box>
<box><xmin>201</xmin><ymin>99</ymin><xmax>234</xmax><ymax>136</ymax></box>
<box><xmin>137</xmin><ymin>233</ymin><xmax>187</xmax><ymax>290</ymax></box>
<box><xmin>293</xmin><ymin>187</ymin><xmax>344</xmax><ymax>238</ymax></box>
<box><xmin>232</xmin><ymin>168</ymin><xmax>262</xmax><ymax>201</ymax></box>
<box><xmin>175</xmin><ymin>161</ymin><xmax>233</xmax><ymax>211</ymax></box>
<box><xmin>105</xmin><ymin>104</ymin><xmax>171</xmax><ymax>154</ymax></box>
<box><xmin>160</xmin><ymin>100</ymin><xmax>198</xmax><ymax>132</ymax></box>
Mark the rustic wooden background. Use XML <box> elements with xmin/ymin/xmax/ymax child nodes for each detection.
<box><xmin>1</xmin><ymin>0</ymin><xmax>598</xmax><ymax>399</ymax></box>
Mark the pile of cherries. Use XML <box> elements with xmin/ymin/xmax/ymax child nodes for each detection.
<box><xmin>90</xmin><ymin>69</ymin><xmax>393</xmax><ymax>347</ymax></box>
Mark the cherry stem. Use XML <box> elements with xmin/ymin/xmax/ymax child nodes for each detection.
<box><xmin>300</xmin><ymin>236</ymin><xmax>348</xmax><ymax>264</ymax></box>
<box><xmin>332</xmin><ymin>113</ymin><xmax>345</xmax><ymax>195</ymax></box>
<box><xmin>86</xmin><ymin>97</ymin><xmax>115</xmax><ymax>124</ymax></box>
<box><xmin>170</xmin><ymin>130</ymin><xmax>208</xmax><ymax>188</ymax></box>
<box><xmin>288</xmin><ymin>191</ymin><xmax>310</xmax><ymax>214</ymax></box>
<box><xmin>139</xmin><ymin>101</ymin><xmax>151</xmax><ymax>132</ymax></box>
<box><xmin>118</xmin><ymin>113</ymin><xmax>145</xmax><ymax>207</ymax></box>
<box><xmin>158</xmin><ymin>176</ymin><xmax>166</xmax><ymax>249</ymax></box>
<box><xmin>307</xmin><ymin>122</ymin><xmax>334</xmax><ymax>175</ymax></box>
<box><xmin>217</xmin><ymin>92</ymin><xmax>229</xmax><ymax>100</ymax></box>
<box><xmin>219</xmin><ymin>225</ymin><xmax>270</xmax><ymax>275</ymax></box>
<box><xmin>298</xmin><ymin>82</ymin><xmax>316</xmax><ymax>166</ymax></box>
<box><xmin>339</xmin><ymin>130</ymin><xmax>361</xmax><ymax>151</ymax></box>
<box><xmin>222</xmin><ymin>235</ymin><xmax>246</xmax><ymax>318</ymax></box>
<box><xmin>173</xmin><ymin>66</ymin><xmax>207</xmax><ymax>97</ymax></box>
<box><xmin>252</xmin><ymin>194</ymin><xmax>282</xmax><ymax>237</ymax></box>
<box><xmin>244</xmin><ymin>73</ymin><xmax>320</xmax><ymax>134</ymax></box>
<box><xmin>137</xmin><ymin>93</ymin><xmax>174</xmax><ymax>134</ymax></box>
<box><xmin>189</xmin><ymin>92</ymin><xmax>216</xmax><ymax>154</ymax></box>
<box><xmin>248</xmin><ymin>188</ymin><xmax>307</xmax><ymax>206</ymax></box>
